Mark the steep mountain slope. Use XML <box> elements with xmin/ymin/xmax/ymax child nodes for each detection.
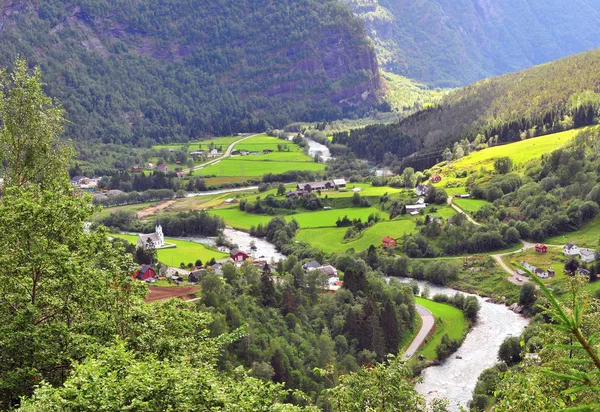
<box><xmin>333</xmin><ymin>48</ymin><xmax>600</xmax><ymax>167</ymax></box>
<box><xmin>340</xmin><ymin>0</ymin><xmax>600</xmax><ymax>87</ymax></box>
<box><xmin>0</xmin><ymin>0</ymin><xmax>382</xmax><ymax>144</ymax></box>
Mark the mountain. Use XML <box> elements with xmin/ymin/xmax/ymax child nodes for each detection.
<box><xmin>0</xmin><ymin>0</ymin><xmax>382</xmax><ymax>144</ymax></box>
<box><xmin>340</xmin><ymin>0</ymin><xmax>600</xmax><ymax>87</ymax></box>
<box><xmin>333</xmin><ymin>47</ymin><xmax>600</xmax><ymax>167</ymax></box>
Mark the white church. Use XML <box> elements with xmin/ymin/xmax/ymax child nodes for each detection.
<box><xmin>137</xmin><ymin>224</ymin><xmax>165</xmax><ymax>250</ymax></box>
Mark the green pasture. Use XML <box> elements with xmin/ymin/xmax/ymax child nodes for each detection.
<box><xmin>546</xmin><ymin>215</ymin><xmax>600</xmax><ymax>248</ymax></box>
<box><xmin>210</xmin><ymin>207</ymin><xmax>274</xmax><ymax>230</ymax></box>
<box><xmin>428</xmin><ymin>206</ymin><xmax>458</xmax><ymax>220</ymax></box>
<box><xmin>450</xmin><ymin>128</ymin><xmax>582</xmax><ymax>171</ymax></box>
<box><xmin>452</xmin><ymin>198</ymin><xmax>490</xmax><ymax>215</ymax></box>
<box><xmin>153</xmin><ymin>136</ymin><xmax>241</xmax><ymax>151</ymax></box>
<box><xmin>234</xmin><ymin>135</ymin><xmax>303</xmax><ymax>152</ymax></box>
<box><xmin>414</xmin><ymin>297</ymin><xmax>467</xmax><ymax>360</ymax></box>
<box><xmin>95</xmin><ymin>201</ymin><xmax>158</xmax><ymax>219</ymax></box>
<box><xmin>230</xmin><ymin>151</ymin><xmax>313</xmax><ymax>162</ymax></box>
<box><xmin>320</xmin><ymin>184</ymin><xmax>405</xmax><ymax>198</ymax></box>
<box><xmin>110</xmin><ymin>233</ymin><xmax>228</xmax><ymax>266</ymax></box>
<box><xmin>295</xmin><ymin>218</ymin><xmax>417</xmax><ymax>254</ymax></box>
<box><xmin>285</xmin><ymin>207</ymin><xmax>389</xmax><ymax>228</ymax></box>
<box><xmin>199</xmin><ymin>159</ymin><xmax>325</xmax><ymax>177</ymax></box>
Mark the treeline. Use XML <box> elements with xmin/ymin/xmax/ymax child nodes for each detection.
<box><xmin>98</xmin><ymin>210</ymin><xmax>224</xmax><ymax>237</ymax></box>
<box><xmin>333</xmin><ymin>48</ymin><xmax>600</xmax><ymax>168</ymax></box>
<box><xmin>93</xmin><ymin>188</ymin><xmax>179</xmax><ymax>207</ymax></box>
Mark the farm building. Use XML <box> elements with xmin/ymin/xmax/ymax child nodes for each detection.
<box><xmin>535</xmin><ymin>244</ymin><xmax>548</xmax><ymax>253</ymax></box>
<box><xmin>455</xmin><ymin>194</ymin><xmax>471</xmax><ymax>199</ymax></box>
<box><xmin>430</xmin><ymin>174</ymin><xmax>442</xmax><ymax>183</ymax></box>
<box><xmin>134</xmin><ymin>265</ymin><xmax>156</xmax><ymax>281</ymax></box>
<box><xmin>297</xmin><ymin>181</ymin><xmax>333</xmax><ymax>192</ymax></box>
<box><xmin>157</xmin><ymin>164</ymin><xmax>168</xmax><ymax>172</ymax></box>
<box><xmin>286</xmin><ymin>190</ymin><xmax>305</xmax><ymax>198</ymax></box>
<box><xmin>332</xmin><ymin>178</ymin><xmax>347</xmax><ymax>188</ymax></box>
<box><xmin>563</xmin><ymin>243</ymin><xmax>580</xmax><ymax>256</ymax></box>
<box><xmin>230</xmin><ymin>249</ymin><xmax>249</xmax><ymax>262</ymax></box>
<box><xmin>416</xmin><ymin>185</ymin><xmax>431</xmax><ymax>196</ymax></box>
<box><xmin>580</xmin><ymin>249</ymin><xmax>596</xmax><ymax>263</ymax></box>
<box><xmin>382</xmin><ymin>236</ymin><xmax>397</xmax><ymax>249</ymax></box>
<box><xmin>324</xmin><ymin>277</ymin><xmax>343</xmax><ymax>293</ymax></box>
<box><xmin>316</xmin><ymin>265</ymin><xmax>338</xmax><ymax>277</ymax></box>
<box><xmin>131</xmin><ymin>166</ymin><xmax>143</xmax><ymax>172</ymax></box>
<box><xmin>303</xmin><ymin>260</ymin><xmax>321</xmax><ymax>270</ymax></box>
<box><xmin>406</xmin><ymin>204</ymin><xmax>427</xmax><ymax>214</ymax></box>
<box><xmin>146</xmin><ymin>163</ymin><xmax>155</xmax><ymax>170</ymax></box>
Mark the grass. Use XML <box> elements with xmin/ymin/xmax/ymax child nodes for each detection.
<box><xmin>111</xmin><ymin>233</ymin><xmax>229</xmax><ymax>266</ymax></box>
<box><xmin>285</xmin><ymin>207</ymin><xmax>389</xmax><ymax>228</ymax></box>
<box><xmin>546</xmin><ymin>215</ymin><xmax>600</xmax><ymax>248</ymax></box>
<box><xmin>414</xmin><ymin>297</ymin><xmax>467</xmax><ymax>360</ymax></box>
<box><xmin>295</xmin><ymin>218</ymin><xmax>417</xmax><ymax>254</ymax></box>
<box><xmin>452</xmin><ymin>198</ymin><xmax>490</xmax><ymax>215</ymax></box>
<box><xmin>449</xmin><ymin>258</ymin><xmax>522</xmax><ymax>303</ymax></box>
<box><xmin>211</xmin><ymin>207</ymin><xmax>274</xmax><ymax>230</ymax></box>
<box><xmin>231</xmin><ymin>151</ymin><xmax>312</xmax><ymax>162</ymax></box>
<box><xmin>450</xmin><ymin>128</ymin><xmax>583</xmax><ymax>172</ymax></box>
<box><xmin>198</xmin><ymin>158</ymin><xmax>325</xmax><ymax>177</ymax></box>
<box><xmin>234</xmin><ymin>135</ymin><xmax>303</xmax><ymax>152</ymax></box>
<box><xmin>95</xmin><ymin>201</ymin><xmax>158</xmax><ymax>219</ymax></box>
<box><xmin>153</xmin><ymin>136</ymin><xmax>241</xmax><ymax>151</ymax></box>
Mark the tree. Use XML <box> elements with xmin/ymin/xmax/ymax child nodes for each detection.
<box><xmin>493</xmin><ymin>157</ymin><xmax>513</xmax><ymax>175</ymax></box>
<box><xmin>498</xmin><ymin>336</ymin><xmax>522</xmax><ymax>365</ymax></box>
<box><xmin>401</xmin><ymin>167</ymin><xmax>416</xmax><ymax>188</ymax></box>
<box><xmin>0</xmin><ymin>59</ymin><xmax>70</xmax><ymax>188</ymax></box>
<box><xmin>564</xmin><ymin>257</ymin><xmax>580</xmax><ymax>276</ymax></box>
<box><xmin>519</xmin><ymin>282</ymin><xmax>537</xmax><ymax>309</ymax></box>
<box><xmin>352</xmin><ymin>192</ymin><xmax>361</xmax><ymax>206</ymax></box>
<box><xmin>277</xmin><ymin>183</ymin><xmax>286</xmax><ymax>196</ymax></box>
<box><xmin>195</xmin><ymin>259</ymin><xmax>203</xmax><ymax>267</ymax></box>
<box><xmin>343</xmin><ymin>267</ymin><xmax>367</xmax><ymax>295</ymax></box>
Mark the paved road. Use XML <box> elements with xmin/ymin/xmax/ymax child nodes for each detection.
<box><xmin>447</xmin><ymin>196</ymin><xmax>481</xmax><ymax>226</ymax></box>
<box><xmin>181</xmin><ymin>133</ymin><xmax>261</xmax><ymax>173</ymax></box>
<box><xmin>405</xmin><ymin>304</ymin><xmax>435</xmax><ymax>359</ymax></box>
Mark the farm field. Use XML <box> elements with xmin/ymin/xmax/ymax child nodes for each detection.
<box><xmin>320</xmin><ymin>184</ymin><xmax>405</xmax><ymax>198</ymax></box>
<box><xmin>111</xmin><ymin>233</ymin><xmax>228</xmax><ymax>265</ymax></box>
<box><xmin>198</xmin><ymin>158</ymin><xmax>325</xmax><ymax>177</ymax></box>
<box><xmin>211</xmin><ymin>207</ymin><xmax>274</xmax><ymax>230</ymax></box>
<box><xmin>546</xmin><ymin>215</ymin><xmax>600</xmax><ymax>248</ymax></box>
<box><xmin>285</xmin><ymin>207</ymin><xmax>388</xmax><ymax>228</ymax></box>
<box><xmin>95</xmin><ymin>201</ymin><xmax>159</xmax><ymax>218</ymax></box>
<box><xmin>234</xmin><ymin>135</ymin><xmax>303</xmax><ymax>152</ymax></box>
<box><xmin>153</xmin><ymin>136</ymin><xmax>241</xmax><ymax>151</ymax></box>
<box><xmin>296</xmin><ymin>218</ymin><xmax>417</xmax><ymax>254</ymax></box>
<box><xmin>452</xmin><ymin>198</ymin><xmax>490</xmax><ymax>215</ymax></box>
<box><xmin>230</xmin><ymin>152</ymin><xmax>311</xmax><ymax>162</ymax></box>
<box><xmin>414</xmin><ymin>297</ymin><xmax>467</xmax><ymax>360</ymax></box>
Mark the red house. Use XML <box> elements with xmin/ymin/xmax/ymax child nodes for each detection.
<box><xmin>230</xmin><ymin>249</ymin><xmax>248</xmax><ymax>262</ymax></box>
<box><xmin>382</xmin><ymin>236</ymin><xmax>397</xmax><ymax>249</ymax></box>
<box><xmin>430</xmin><ymin>174</ymin><xmax>442</xmax><ymax>183</ymax></box>
<box><xmin>535</xmin><ymin>244</ymin><xmax>548</xmax><ymax>253</ymax></box>
<box><xmin>134</xmin><ymin>265</ymin><xmax>156</xmax><ymax>281</ymax></box>
<box><xmin>157</xmin><ymin>163</ymin><xmax>169</xmax><ymax>172</ymax></box>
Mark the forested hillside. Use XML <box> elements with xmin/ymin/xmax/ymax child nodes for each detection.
<box><xmin>0</xmin><ymin>0</ymin><xmax>382</xmax><ymax>144</ymax></box>
<box><xmin>340</xmin><ymin>0</ymin><xmax>600</xmax><ymax>87</ymax></box>
<box><xmin>333</xmin><ymin>48</ymin><xmax>600</xmax><ymax>168</ymax></box>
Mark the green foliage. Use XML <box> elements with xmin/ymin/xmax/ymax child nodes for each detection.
<box><xmin>494</xmin><ymin>157</ymin><xmax>514</xmax><ymax>175</ymax></box>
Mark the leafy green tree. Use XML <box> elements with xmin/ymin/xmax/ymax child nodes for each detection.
<box><xmin>277</xmin><ymin>183</ymin><xmax>286</xmax><ymax>196</ymax></box>
<box><xmin>498</xmin><ymin>336</ymin><xmax>522</xmax><ymax>365</ymax></box>
<box><xmin>493</xmin><ymin>157</ymin><xmax>513</xmax><ymax>175</ymax></box>
<box><xmin>519</xmin><ymin>282</ymin><xmax>537</xmax><ymax>309</ymax></box>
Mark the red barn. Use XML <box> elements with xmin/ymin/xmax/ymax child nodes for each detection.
<box><xmin>382</xmin><ymin>236</ymin><xmax>397</xmax><ymax>249</ymax></box>
<box><xmin>230</xmin><ymin>249</ymin><xmax>248</xmax><ymax>262</ymax></box>
<box><xmin>430</xmin><ymin>174</ymin><xmax>442</xmax><ymax>183</ymax></box>
<box><xmin>535</xmin><ymin>244</ymin><xmax>548</xmax><ymax>253</ymax></box>
<box><xmin>134</xmin><ymin>265</ymin><xmax>156</xmax><ymax>281</ymax></box>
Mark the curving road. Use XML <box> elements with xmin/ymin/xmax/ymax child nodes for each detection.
<box><xmin>404</xmin><ymin>304</ymin><xmax>435</xmax><ymax>359</ymax></box>
<box><xmin>181</xmin><ymin>133</ymin><xmax>261</xmax><ymax>173</ymax></box>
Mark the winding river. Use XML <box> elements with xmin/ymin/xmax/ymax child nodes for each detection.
<box><xmin>305</xmin><ymin>138</ymin><xmax>333</xmax><ymax>161</ymax></box>
<box><xmin>393</xmin><ymin>278</ymin><xmax>529</xmax><ymax>410</ymax></box>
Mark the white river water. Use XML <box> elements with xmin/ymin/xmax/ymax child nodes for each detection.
<box><xmin>393</xmin><ymin>278</ymin><xmax>529</xmax><ymax>410</ymax></box>
<box><xmin>305</xmin><ymin>138</ymin><xmax>333</xmax><ymax>161</ymax></box>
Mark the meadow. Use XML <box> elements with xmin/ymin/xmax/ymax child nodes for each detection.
<box><xmin>414</xmin><ymin>297</ymin><xmax>467</xmax><ymax>360</ymax></box>
<box><xmin>452</xmin><ymin>198</ymin><xmax>490</xmax><ymax>214</ymax></box>
<box><xmin>110</xmin><ymin>233</ymin><xmax>228</xmax><ymax>265</ymax></box>
<box><xmin>198</xmin><ymin>158</ymin><xmax>325</xmax><ymax>177</ymax></box>
<box><xmin>450</xmin><ymin>128</ymin><xmax>583</xmax><ymax>171</ymax></box>
<box><xmin>295</xmin><ymin>218</ymin><xmax>417</xmax><ymax>254</ymax></box>
<box><xmin>285</xmin><ymin>207</ymin><xmax>388</xmax><ymax>228</ymax></box>
<box><xmin>153</xmin><ymin>136</ymin><xmax>242</xmax><ymax>151</ymax></box>
<box><xmin>546</xmin><ymin>215</ymin><xmax>600</xmax><ymax>248</ymax></box>
<box><xmin>234</xmin><ymin>135</ymin><xmax>303</xmax><ymax>152</ymax></box>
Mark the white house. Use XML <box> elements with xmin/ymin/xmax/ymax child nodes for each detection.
<box><xmin>580</xmin><ymin>248</ymin><xmax>596</xmax><ymax>263</ymax></box>
<box><xmin>332</xmin><ymin>178</ymin><xmax>347</xmax><ymax>189</ymax></box>
<box><xmin>563</xmin><ymin>243</ymin><xmax>580</xmax><ymax>257</ymax></box>
<box><xmin>406</xmin><ymin>204</ymin><xmax>427</xmax><ymax>214</ymax></box>
<box><xmin>138</xmin><ymin>224</ymin><xmax>165</xmax><ymax>250</ymax></box>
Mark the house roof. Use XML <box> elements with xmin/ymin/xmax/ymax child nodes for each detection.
<box><xmin>230</xmin><ymin>248</ymin><xmax>246</xmax><ymax>256</ymax></box>
<box><xmin>382</xmin><ymin>236</ymin><xmax>395</xmax><ymax>242</ymax></box>
<box><xmin>565</xmin><ymin>243</ymin><xmax>576</xmax><ymax>249</ymax></box>
<box><xmin>316</xmin><ymin>265</ymin><xmax>337</xmax><ymax>277</ymax></box>
<box><xmin>333</xmin><ymin>178</ymin><xmax>346</xmax><ymax>185</ymax></box>
<box><xmin>580</xmin><ymin>248</ymin><xmax>595</xmax><ymax>256</ymax></box>
<box><xmin>139</xmin><ymin>233</ymin><xmax>161</xmax><ymax>244</ymax></box>
<box><xmin>140</xmin><ymin>265</ymin><xmax>153</xmax><ymax>274</ymax></box>
<box><xmin>303</xmin><ymin>260</ymin><xmax>321</xmax><ymax>269</ymax></box>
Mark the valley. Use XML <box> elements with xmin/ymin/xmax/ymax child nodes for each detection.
<box><xmin>2</xmin><ymin>2</ymin><xmax>600</xmax><ymax>411</ymax></box>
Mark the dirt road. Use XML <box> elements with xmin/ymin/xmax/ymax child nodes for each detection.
<box><xmin>181</xmin><ymin>133</ymin><xmax>261</xmax><ymax>173</ymax></box>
